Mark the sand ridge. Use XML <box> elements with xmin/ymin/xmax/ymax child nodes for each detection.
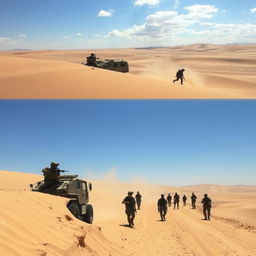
<box><xmin>0</xmin><ymin>170</ymin><xmax>256</xmax><ymax>256</ymax></box>
<box><xmin>1</xmin><ymin>44</ymin><xmax>256</xmax><ymax>99</ymax></box>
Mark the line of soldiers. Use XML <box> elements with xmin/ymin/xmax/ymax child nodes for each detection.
<box><xmin>159</xmin><ymin>192</ymin><xmax>211</xmax><ymax>220</ymax></box>
<box><xmin>122</xmin><ymin>191</ymin><xmax>212</xmax><ymax>227</ymax></box>
<box><xmin>166</xmin><ymin>192</ymin><xmax>197</xmax><ymax>209</ymax></box>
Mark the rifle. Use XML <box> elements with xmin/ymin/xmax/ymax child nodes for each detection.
<box><xmin>57</xmin><ymin>170</ymin><xmax>69</xmax><ymax>175</ymax></box>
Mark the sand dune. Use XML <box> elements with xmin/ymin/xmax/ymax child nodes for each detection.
<box><xmin>0</xmin><ymin>171</ymin><xmax>128</xmax><ymax>256</ymax></box>
<box><xmin>0</xmin><ymin>44</ymin><xmax>256</xmax><ymax>99</ymax></box>
<box><xmin>0</xmin><ymin>170</ymin><xmax>256</xmax><ymax>256</ymax></box>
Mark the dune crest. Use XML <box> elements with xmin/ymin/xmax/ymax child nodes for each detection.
<box><xmin>0</xmin><ymin>171</ymin><xmax>128</xmax><ymax>256</ymax></box>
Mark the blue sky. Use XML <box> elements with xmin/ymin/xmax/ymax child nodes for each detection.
<box><xmin>0</xmin><ymin>100</ymin><xmax>255</xmax><ymax>186</ymax></box>
<box><xmin>0</xmin><ymin>0</ymin><xmax>256</xmax><ymax>50</ymax></box>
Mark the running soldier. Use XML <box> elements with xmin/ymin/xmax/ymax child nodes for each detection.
<box><xmin>173</xmin><ymin>69</ymin><xmax>185</xmax><ymax>85</ymax></box>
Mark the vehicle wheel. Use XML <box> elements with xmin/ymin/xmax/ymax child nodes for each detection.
<box><xmin>67</xmin><ymin>201</ymin><xmax>80</xmax><ymax>219</ymax></box>
<box><xmin>83</xmin><ymin>204</ymin><xmax>93</xmax><ymax>224</ymax></box>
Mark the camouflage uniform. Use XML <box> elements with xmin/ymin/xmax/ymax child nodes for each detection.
<box><xmin>167</xmin><ymin>194</ymin><xmax>172</xmax><ymax>207</ymax></box>
<box><xmin>182</xmin><ymin>195</ymin><xmax>187</xmax><ymax>206</ymax></box>
<box><xmin>191</xmin><ymin>193</ymin><xmax>197</xmax><ymax>209</ymax></box>
<box><xmin>158</xmin><ymin>195</ymin><xmax>168</xmax><ymax>221</ymax></box>
<box><xmin>173</xmin><ymin>69</ymin><xmax>185</xmax><ymax>85</ymax></box>
<box><xmin>173</xmin><ymin>193</ymin><xmax>180</xmax><ymax>209</ymax></box>
<box><xmin>122</xmin><ymin>192</ymin><xmax>136</xmax><ymax>227</ymax></box>
<box><xmin>40</xmin><ymin>162</ymin><xmax>62</xmax><ymax>191</ymax></box>
<box><xmin>201</xmin><ymin>194</ymin><xmax>212</xmax><ymax>220</ymax></box>
<box><xmin>86</xmin><ymin>53</ymin><xmax>96</xmax><ymax>66</ymax></box>
<box><xmin>135</xmin><ymin>192</ymin><xmax>142</xmax><ymax>210</ymax></box>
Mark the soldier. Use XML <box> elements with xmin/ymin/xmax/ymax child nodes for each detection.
<box><xmin>182</xmin><ymin>194</ymin><xmax>187</xmax><ymax>206</ymax></box>
<box><xmin>201</xmin><ymin>194</ymin><xmax>212</xmax><ymax>220</ymax></box>
<box><xmin>40</xmin><ymin>162</ymin><xmax>64</xmax><ymax>191</ymax></box>
<box><xmin>173</xmin><ymin>68</ymin><xmax>185</xmax><ymax>85</ymax></box>
<box><xmin>122</xmin><ymin>191</ymin><xmax>136</xmax><ymax>227</ymax></box>
<box><xmin>173</xmin><ymin>192</ymin><xmax>180</xmax><ymax>209</ymax></box>
<box><xmin>191</xmin><ymin>193</ymin><xmax>197</xmax><ymax>209</ymax></box>
<box><xmin>167</xmin><ymin>193</ymin><xmax>172</xmax><ymax>207</ymax></box>
<box><xmin>86</xmin><ymin>53</ymin><xmax>96</xmax><ymax>66</ymax></box>
<box><xmin>135</xmin><ymin>191</ymin><xmax>142</xmax><ymax>210</ymax></box>
<box><xmin>158</xmin><ymin>194</ymin><xmax>168</xmax><ymax>221</ymax></box>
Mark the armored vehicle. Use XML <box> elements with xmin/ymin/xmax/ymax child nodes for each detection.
<box><xmin>31</xmin><ymin>175</ymin><xmax>93</xmax><ymax>224</ymax></box>
<box><xmin>82</xmin><ymin>53</ymin><xmax>129</xmax><ymax>73</ymax></box>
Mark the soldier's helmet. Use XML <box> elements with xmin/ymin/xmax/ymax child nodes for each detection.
<box><xmin>50</xmin><ymin>162</ymin><xmax>59</xmax><ymax>167</ymax></box>
<box><xmin>204</xmin><ymin>193</ymin><xmax>208</xmax><ymax>197</ymax></box>
<box><xmin>161</xmin><ymin>194</ymin><xmax>164</xmax><ymax>197</ymax></box>
<box><xmin>182</xmin><ymin>68</ymin><xmax>185</xmax><ymax>71</ymax></box>
<box><xmin>91</xmin><ymin>53</ymin><xmax>95</xmax><ymax>57</ymax></box>
<box><xmin>128</xmin><ymin>191</ymin><xmax>133</xmax><ymax>195</ymax></box>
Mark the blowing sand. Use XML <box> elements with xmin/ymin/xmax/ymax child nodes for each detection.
<box><xmin>0</xmin><ymin>44</ymin><xmax>256</xmax><ymax>99</ymax></box>
<box><xmin>0</xmin><ymin>170</ymin><xmax>256</xmax><ymax>256</ymax></box>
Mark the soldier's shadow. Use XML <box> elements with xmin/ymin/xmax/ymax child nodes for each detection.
<box><xmin>119</xmin><ymin>224</ymin><xmax>133</xmax><ymax>228</ymax></box>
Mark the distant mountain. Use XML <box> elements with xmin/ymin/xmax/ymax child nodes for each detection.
<box><xmin>8</xmin><ymin>48</ymin><xmax>30</xmax><ymax>51</ymax></box>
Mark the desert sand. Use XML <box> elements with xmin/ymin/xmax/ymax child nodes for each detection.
<box><xmin>0</xmin><ymin>44</ymin><xmax>256</xmax><ymax>99</ymax></box>
<box><xmin>0</xmin><ymin>170</ymin><xmax>256</xmax><ymax>256</ymax></box>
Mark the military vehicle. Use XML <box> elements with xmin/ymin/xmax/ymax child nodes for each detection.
<box><xmin>31</xmin><ymin>175</ymin><xmax>93</xmax><ymax>224</ymax></box>
<box><xmin>82</xmin><ymin>53</ymin><xmax>129</xmax><ymax>73</ymax></box>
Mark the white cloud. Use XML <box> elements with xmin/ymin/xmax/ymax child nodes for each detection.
<box><xmin>97</xmin><ymin>9</ymin><xmax>114</xmax><ymax>17</ymax></box>
<box><xmin>103</xmin><ymin>4</ymin><xmax>256</xmax><ymax>46</ymax></box>
<box><xmin>63</xmin><ymin>35</ymin><xmax>72</xmax><ymax>39</ymax></box>
<box><xmin>199</xmin><ymin>22</ymin><xmax>256</xmax><ymax>38</ymax></box>
<box><xmin>0</xmin><ymin>37</ymin><xmax>11</xmax><ymax>43</ymax></box>
<box><xmin>106</xmin><ymin>5</ymin><xmax>218</xmax><ymax>41</ymax></box>
<box><xmin>76</xmin><ymin>33</ymin><xmax>82</xmax><ymax>36</ymax></box>
<box><xmin>134</xmin><ymin>0</ymin><xmax>160</xmax><ymax>6</ymax></box>
<box><xmin>18</xmin><ymin>34</ymin><xmax>27</xmax><ymax>38</ymax></box>
<box><xmin>184</xmin><ymin>5</ymin><xmax>218</xmax><ymax>19</ymax></box>
<box><xmin>250</xmin><ymin>8</ymin><xmax>256</xmax><ymax>14</ymax></box>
